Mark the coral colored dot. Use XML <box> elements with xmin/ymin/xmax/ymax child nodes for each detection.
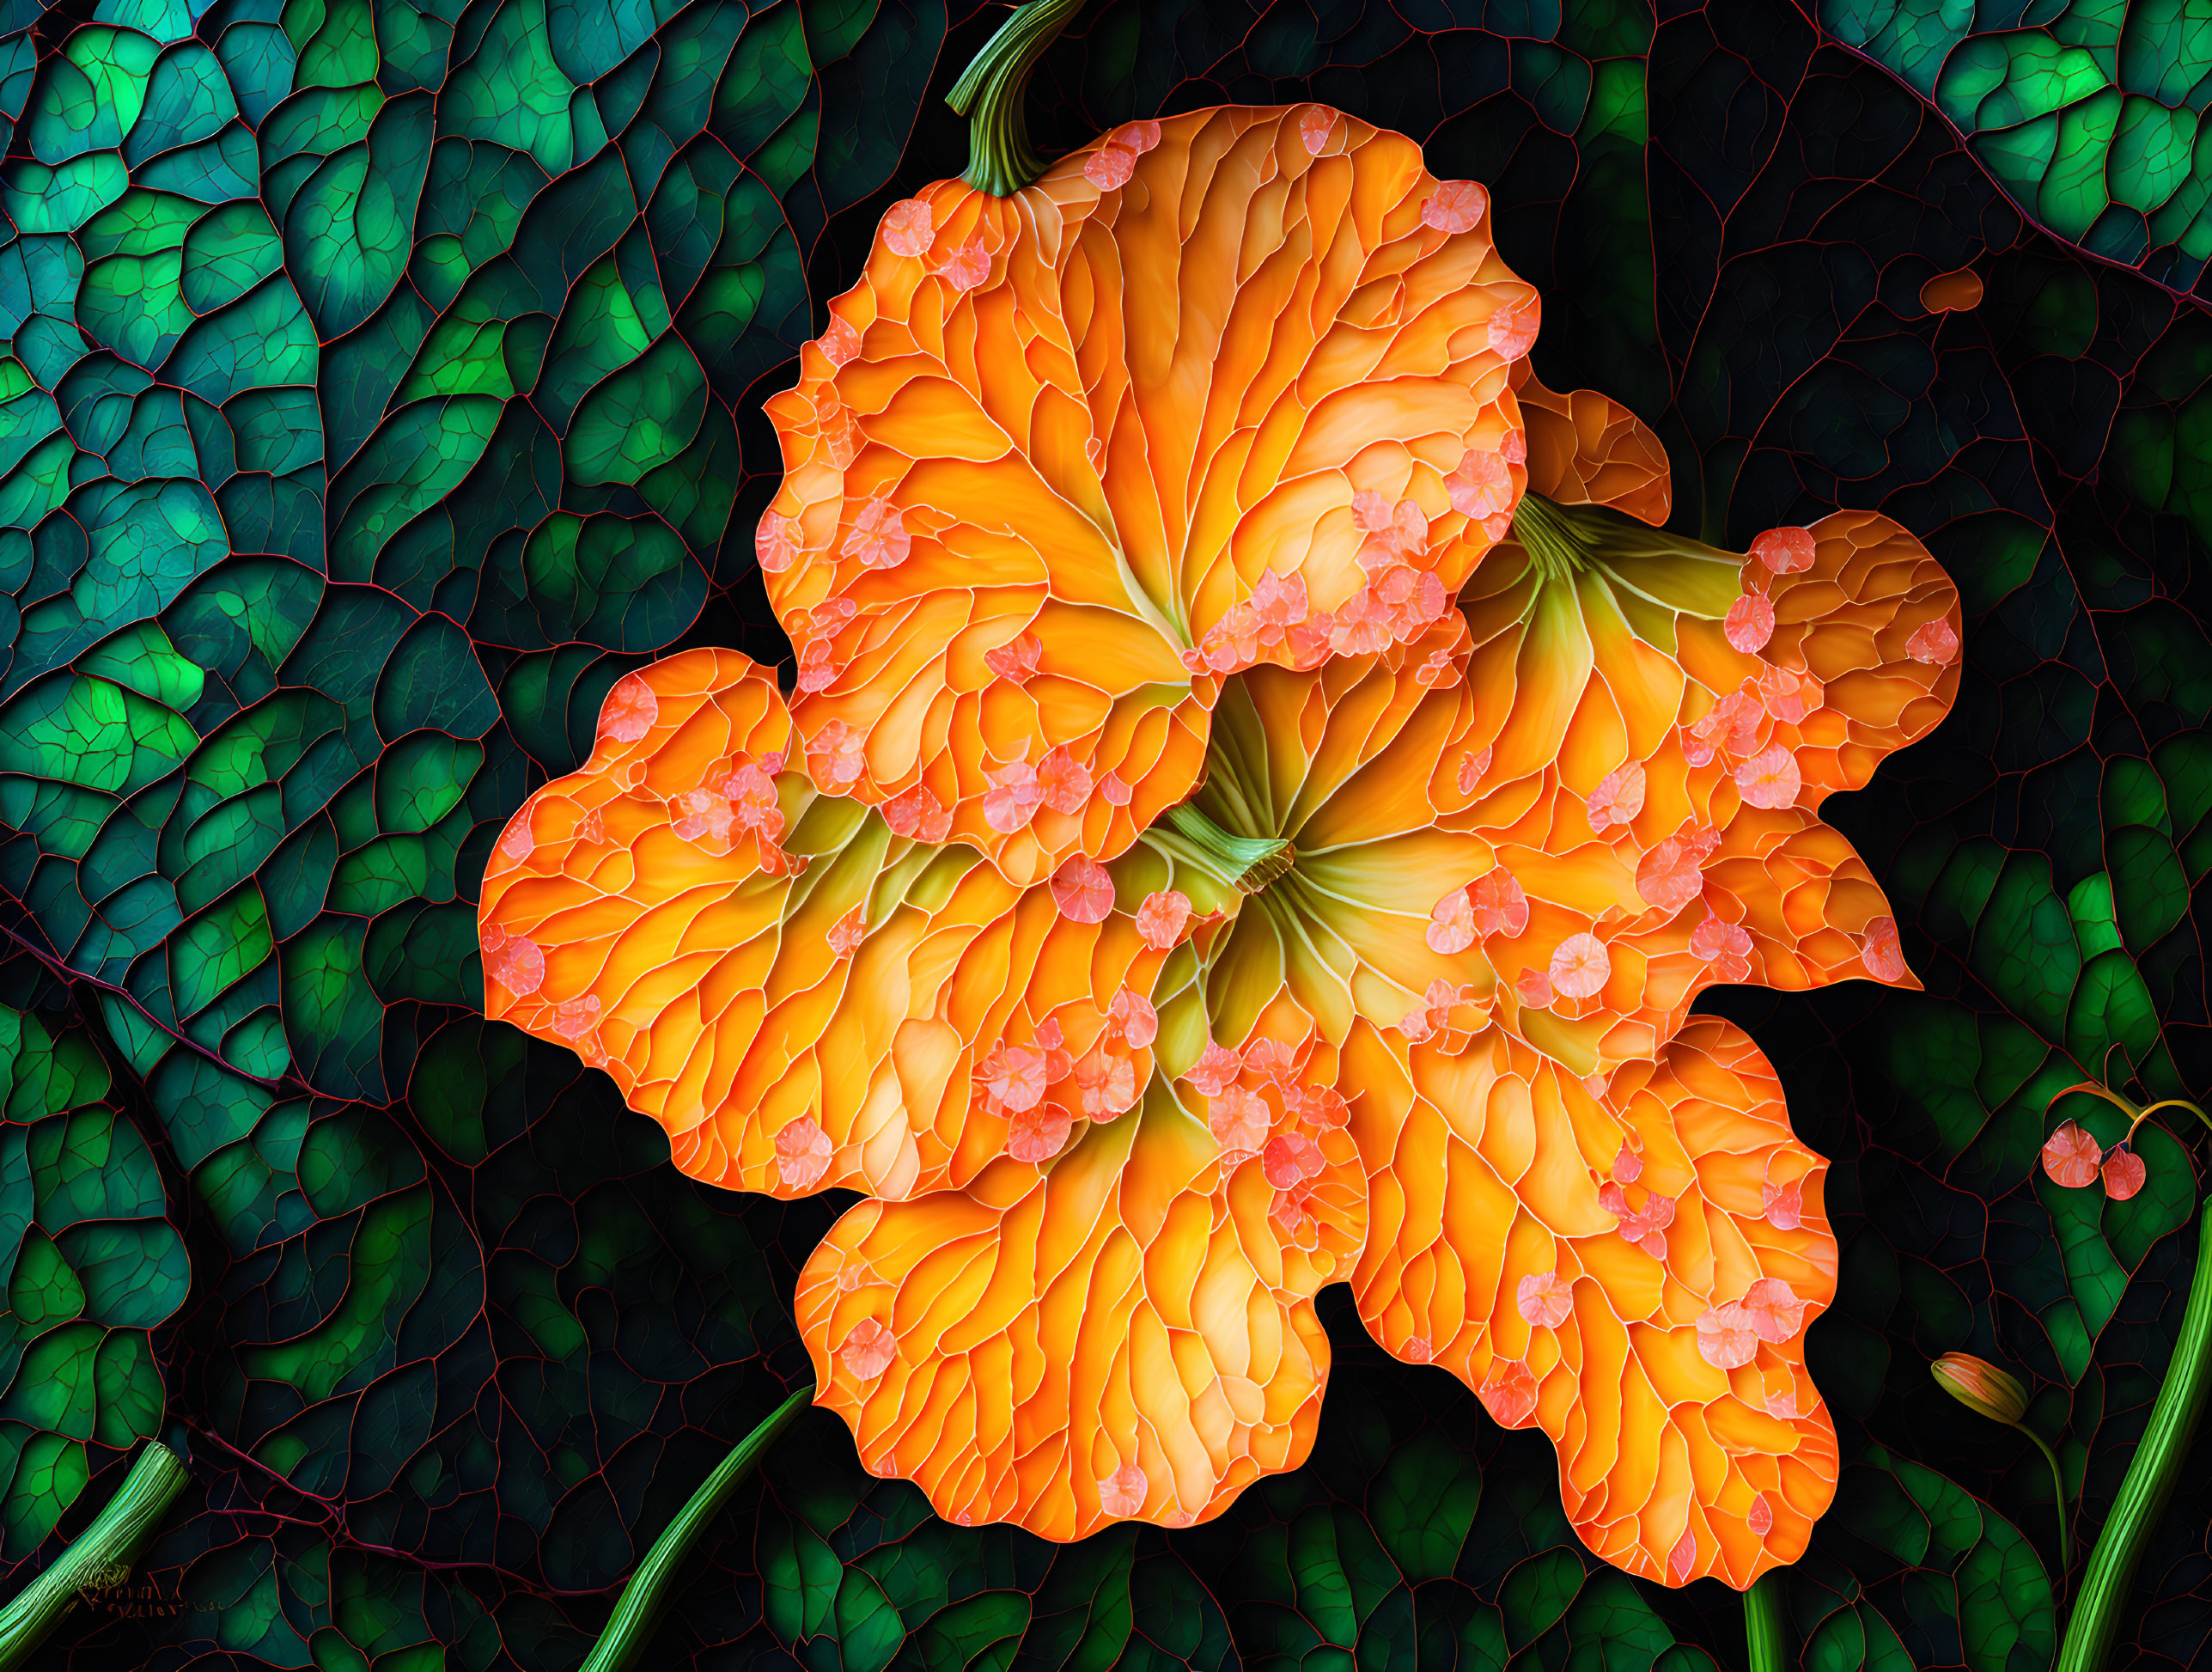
<box><xmin>1261</xmin><ymin>1132</ymin><xmax>1325</xmax><ymax>1188</ymax></box>
<box><xmin>1401</xmin><ymin>1335</ymin><xmax>1433</xmax><ymax>1364</ymax></box>
<box><xmin>980</xmin><ymin>1043</ymin><xmax>1050</xmax><ymax>1114</ymax></box>
<box><xmin>1516</xmin><ymin>967</ymin><xmax>1555</xmax><ymax>1009</ymax></box>
<box><xmin>1479</xmin><ymin>1359</ymin><xmax>1539</xmax><ymax>1428</ymax></box>
<box><xmin>807</xmin><ymin>721</ymin><xmax>868</xmax><ymax>787</ymax></box>
<box><xmin>1636</xmin><ymin>832</ymin><xmax>1711</xmax><ymax>913</ymax></box>
<box><xmin>1007</xmin><ymin>1100</ymin><xmax>1073</xmax><ymax>1162</ymax></box>
<box><xmin>754</xmin><ymin>511</ymin><xmax>799</xmax><ymax>575</ymax></box>
<box><xmin>2042</xmin><ymin>1120</ymin><xmax>2102</xmax><ymax>1188</ymax></box>
<box><xmin>1421</xmin><ymin>179</ymin><xmax>1488</xmax><ymax>233</ymax></box>
<box><xmin>551</xmin><ymin>995</ymin><xmax>600</xmax><ymax>1040</ymax></box>
<box><xmin>937</xmin><ymin>238</ymin><xmax>990</xmax><ymax>291</ymax></box>
<box><xmin>1036</xmin><ymin>747</ymin><xmax>1094</xmax><ymax>815</ymax></box>
<box><xmin>1759</xmin><ymin>664</ymin><xmax>1824</xmax><ymax>724</ymax></box>
<box><xmin>1742</xmin><ymin>1278</ymin><xmax>1805</xmax><ymax>1344</ymax></box>
<box><xmin>882</xmin><ymin>784</ymin><xmax>951</xmax><ymax>843</ymax></box>
<box><xmin>1427</xmin><ymin>888</ymin><xmax>1477</xmax><ymax>954</ymax></box>
<box><xmin>1549</xmin><ymin>933</ymin><xmax>1611</xmax><ymax>999</ymax></box>
<box><xmin>1690</xmin><ymin>913</ymin><xmax>1752</xmax><ymax>962</ymax></box>
<box><xmin>2104</xmin><ymin>1148</ymin><xmax>2147</xmax><ymax>1200</ymax></box>
<box><xmin>1458</xmin><ymin>743</ymin><xmax>1495</xmax><ymax>796</ymax></box>
<box><xmin>881</xmin><ymin>198</ymin><xmax>934</xmax><ymax>258</ymax></box>
<box><xmin>1136</xmin><ymin>890</ymin><xmax>1192</xmax><ymax>949</ymax></box>
<box><xmin>487</xmin><ymin>936</ymin><xmax>545</xmax><ymax>997</ymax></box>
<box><xmin>1763</xmin><ymin>1176</ymin><xmax>1804</xmax><ymax>1230</ymax></box>
<box><xmin>839</xmin><ymin>1317</ymin><xmax>896</xmax><ymax>1380</ymax></box>
<box><xmin>1107</xmin><ymin>986</ymin><xmax>1158</xmax><ymax>1049</ymax></box>
<box><xmin>1587</xmin><ymin>760</ymin><xmax>1647</xmax><ymax>831</ymax></box>
<box><xmin>1724</xmin><ymin>591</ymin><xmax>1775</xmax><ymax>653</ymax></box>
<box><xmin>796</xmin><ymin>638</ymin><xmax>841</xmax><ymax>694</ymax></box>
<box><xmin>1695</xmin><ymin>1302</ymin><xmax>1758</xmax><ymax>1370</ymax></box>
<box><xmin>1748</xmin><ymin>1495</ymin><xmax>1775</xmax><ymax>1537</ymax></box>
<box><xmin>1446</xmin><ymin>448</ymin><xmax>1514</xmax><ymax>519</ymax></box>
<box><xmin>1299</xmin><ymin>106</ymin><xmax>1339</xmax><ymax>155</ymax></box>
<box><xmin>1734</xmin><ymin>744</ymin><xmax>1801</xmax><ymax>809</ymax></box>
<box><xmin>1084</xmin><ymin>143</ymin><xmax>1138</xmax><ymax>189</ymax></box>
<box><xmin>843</xmin><ymin>496</ymin><xmax>911</xmax><ymax>569</ymax></box>
<box><xmin>827</xmin><ymin>906</ymin><xmax>866</xmax><ymax>960</ymax></box>
<box><xmin>820</xmin><ymin>316</ymin><xmax>862</xmax><ymax>366</ymax></box>
<box><xmin>600</xmin><ymin>674</ymin><xmax>660</xmax><ymax>743</ymax></box>
<box><xmin>1908</xmin><ymin>616</ymin><xmax>1960</xmax><ymax>665</ymax></box>
<box><xmin>1750</xmin><ymin>526</ymin><xmax>1816</xmax><ymax>573</ymax></box>
<box><xmin>984</xmin><ymin>631</ymin><xmax>1044</xmax><ymax>686</ymax></box>
<box><xmin>1862</xmin><ymin>915</ymin><xmax>1905</xmax><ymax>981</ymax></box>
<box><xmin>1099</xmin><ymin>1463</ymin><xmax>1148</xmax><ymax>1517</ymax></box>
<box><xmin>1471</xmin><ymin>867</ymin><xmax>1529</xmax><ymax>937</ymax></box>
<box><xmin>1050</xmin><ymin>856</ymin><xmax>1115</xmax><ymax>923</ymax></box>
<box><xmin>1669</xmin><ymin>1528</ymin><xmax>1697</xmax><ymax>1584</ymax></box>
<box><xmin>1517</xmin><ymin>1271</ymin><xmax>1574</xmax><ymax>1328</ymax></box>
<box><xmin>1077</xmin><ymin>1051</ymin><xmax>1138</xmax><ymax>1118</ymax></box>
<box><xmin>775</xmin><ymin>1116</ymin><xmax>833</xmax><ymax>1189</ymax></box>
<box><xmin>1486</xmin><ymin>301</ymin><xmax>1538</xmax><ymax>358</ymax></box>
<box><xmin>1209</xmin><ymin>1083</ymin><xmax>1270</xmax><ymax>1152</ymax></box>
<box><xmin>982</xmin><ymin>758</ymin><xmax>1043</xmax><ymax>833</ymax></box>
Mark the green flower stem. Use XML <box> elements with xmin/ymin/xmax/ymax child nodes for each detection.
<box><xmin>1507</xmin><ymin>492</ymin><xmax>1741</xmax><ymax>601</ymax></box>
<box><xmin>1741</xmin><ymin>1570</ymin><xmax>1788</xmax><ymax>1672</ymax></box>
<box><xmin>0</xmin><ymin>1440</ymin><xmax>189</xmax><ymax>1671</ymax></box>
<box><xmin>1148</xmin><ymin>804</ymin><xmax>1293</xmax><ymax>894</ymax></box>
<box><xmin>2012</xmin><ymin>1421</ymin><xmax>2073</xmax><ymax>1579</ymax></box>
<box><xmin>947</xmin><ymin>0</ymin><xmax>1088</xmax><ymax>196</ymax></box>
<box><xmin>582</xmin><ymin>1385</ymin><xmax>813</xmax><ymax>1672</ymax></box>
<box><xmin>2057</xmin><ymin>1203</ymin><xmax>2212</xmax><ymax>1672</ymax></box>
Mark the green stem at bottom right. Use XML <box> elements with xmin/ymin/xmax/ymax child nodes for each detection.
<box><xmin>2057</xmin><ymin>1202</ymin><xmax>2212</xmax><ymax>1671</ymax></box>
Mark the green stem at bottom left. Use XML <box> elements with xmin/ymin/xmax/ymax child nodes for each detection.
<box><xmin>0</xmin><ymin>1440</ymin><xmax>190</xmax><ymax>1672</ymax></box>
<box><xmin>582</xmin><ymin>1383</ymin><xmax>814</xmax><ymax>1672</ymax></box>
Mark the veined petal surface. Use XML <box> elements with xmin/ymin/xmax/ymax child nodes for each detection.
<box><xmin>797</xmin><ymin>1024</ymin><xmax>1367</xmax><ymax>1541</ymax></box>
<box><xmin>1350</xmin><ymin>1016</ymin><xmax>1837</xmax><ymax>1589</ymax></box>
<box><xmin>762</xmin><ymin>105</ymin><xmax>1537</xmax><ymax>884</ymax></box>
<box><xmin>478</xmin><ymin>650</ymin><xmax>1173</xmax><ymax>1201</ymax></box>
<box><xmin>1453</xmin><ymin>434</ymin><xmax>1962</xmax><ymax>1078</ymax></box>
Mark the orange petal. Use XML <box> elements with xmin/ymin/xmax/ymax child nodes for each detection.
<box><xmin>1453</xmin><ymin>483</ymin><xmax>1958</xmax><ymax>1076</ymax></box>
<box><xmin>763</xmin><ymin>106</ymin><xmax>1539</xmax><ymax>882</ymax></box>
<box><xmin>1346</xmin><ymin>1016</ymin><xmax>1837</xmax><ymax>1590</ymax></box>
<box><xmin>1515</xmin><ymin>369</ymin><xmax>1670</xmax><ymax>525</ymax></box>
<box><xmin>796</xmin><ymin>1047</ymin><xmax>1368</xmax><ymax>1538</ymax></box>
<box><xmin>478</xmin><ymin>650</ymin><xmax>1170</xmax><ymax>1200</ymax></box>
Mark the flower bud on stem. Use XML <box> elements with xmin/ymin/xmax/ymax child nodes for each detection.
<box><xmin>1929</xmin><ymin>1352</ymin><xmax>2070</xmax><ymax>1577</ymax></box>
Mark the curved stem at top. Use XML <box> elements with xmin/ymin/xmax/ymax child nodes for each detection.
<box><xmin>948</xmin><ymin>0</ymin><xmax>1088</xmax><ymax>196</ymax></box>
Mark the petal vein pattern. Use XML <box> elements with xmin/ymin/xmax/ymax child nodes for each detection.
<box><xmin>478</xmin><ymin>649</ymin><xmax>1169</xmax><ymax>1203</ymax></box>
<box><xmin>1349</xmin><ymin>1016</ymin><xmax>1838</xmax><ymax>1588</ymax></box>
<box><xmin>481</xmin><ymin>104</ymin><xmax>1965</xmax><ymax>1592</ymax></box>
<box><xmin>760</xmin><ymin>105</ymin><xmax>1536</xmax><ymax>886</ymax></box>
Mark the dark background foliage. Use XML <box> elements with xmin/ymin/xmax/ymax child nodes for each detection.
<box><xmin>0</xmin><ymin>0</ymin><xmax>2209</xmax><ymax>1667</ymax></box>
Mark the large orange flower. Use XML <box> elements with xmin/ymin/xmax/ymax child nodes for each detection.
<box><xmin>478</xmin><ymin>108</ymin><xmax>1963</xmax><ymax>1590</ymax></box>
<box><xmin>759</xmin><ymin>105</ymin><xmax>1535</xmax><ymax>885</ymax></box>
